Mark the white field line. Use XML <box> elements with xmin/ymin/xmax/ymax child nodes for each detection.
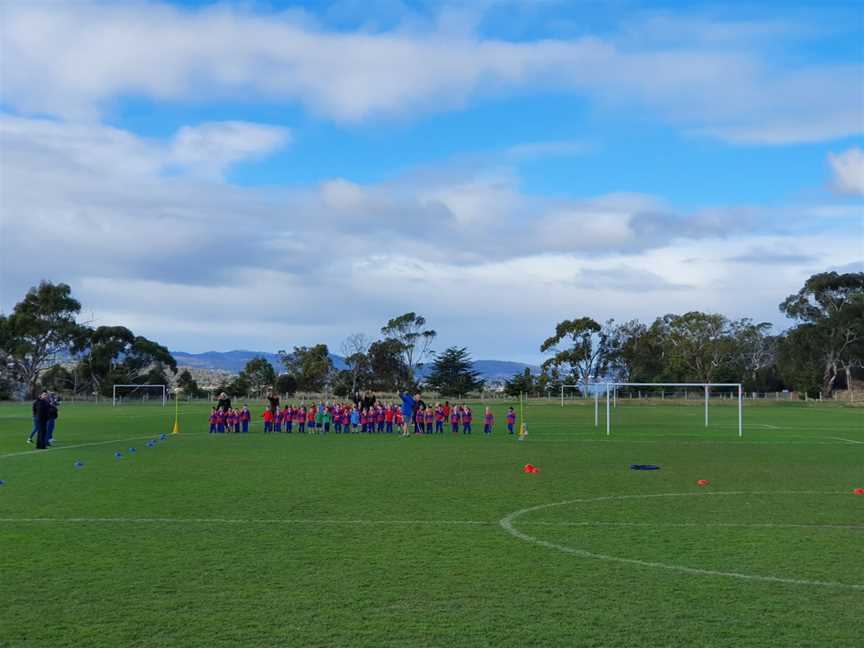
<box><xmin>499</xmin><ymin>491</ymin><xmax>864</xmax><ymax>591</ymax></box>
<box><xmin>524</xmin><ymin>521</ymin><xmax>864</xmax><ymax>530</ymax></box>
<box><xmin>830</xmin><ymin>437</ymin><xmax>864</xmax><ymax>445</ymax></box>
<box><xmin>0</xmin><ymin>518</ymin><xmax>859</xmax><ymax>531</ymax></box>
<box><xmin>0</xmin><ymin>517</ymin><xmax>491</xmax><ymax>526</ymax></box>
<box><xmin>515</xmin><ymin>437</ymin><xmax>857</xmax><ymax>446</ymax></box>
<box><xmin>0</xmin><ymin>433</ymin><xmax>204</xmax><ymax>460</ymax></box>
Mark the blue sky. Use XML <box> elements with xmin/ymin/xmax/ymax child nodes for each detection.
<box><xmin>0</xmin><ymin>0</ymin><xmax>862</xmax><ymax>363</ymax></box>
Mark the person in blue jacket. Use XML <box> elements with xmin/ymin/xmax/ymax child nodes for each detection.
<box><xmin>399</xmin><ymin>391</ymin><xmax>419</xmax><ymax>438</ymax></box>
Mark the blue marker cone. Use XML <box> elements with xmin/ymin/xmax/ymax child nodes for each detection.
<box><xmin>159</xmin><ymin>434</ymin><xmax>167</xmax><ymax>441</ymax></box>
<box><xmin>0</xmin><ymin>479</ymin><xmax>5</xmax><ymax>486</ymax></box>
<box><xmin>114</xmin><ymin>451</ymin><xmax>123</xmax><ymax>459</ymax></box>
<box><xmin>74</xmin><ymin>460</ymin><xmax>84</xmax><ymax>469</ymax></box>
<box><xmin>128</xmin><ymin>447</ymin><xmax>136</xmax><ymax>453</ymax></box>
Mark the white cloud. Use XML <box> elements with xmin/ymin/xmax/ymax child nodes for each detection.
<box><xmin>1</xmin><ymin>116</ymin><xmax>861</xmax><ymax>359</ymax></box>
<box><xmin>0</xmin><ymin>3</ymin><xmax>859</xmax><ymax>144</ymax></box>
<box><xmin>0</xmin><ymin>115</ymin><xmax>289</xmax><ymax>185</ymax></box>
<box><xmin>505</xmin><ymin>140</ymin><xmax>590</xmax><ymax>160</ymax></box>
<box><xmin>828</xmin><ymin>147</ymin><xmax>864</xmax><ymax>196</ymax></box>
<box><xmin>170</xmin><ymin>121</ymin><xmax>290</xmax><ymax>178</ymax></box>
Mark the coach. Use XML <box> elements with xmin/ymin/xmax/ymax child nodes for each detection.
<box><xmin>267</xmin><ymin>389</ymin><xmax>280</xmax><ymax>416</ymax></box>
<box><xmin>32</xmin><ymin>392</ymin><xmax>51</xmax><ymax>450</ymax></box>
<box><xmin>217</xmin><ymin>392</ymin><xmax>232</xmax><ymax>413</ymax></box>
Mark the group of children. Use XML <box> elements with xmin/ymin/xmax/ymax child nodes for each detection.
<box><xmin>208</xmin><ymin>405</ymin><xmax>252</xmax><ymax>433</ymax></box>
<box><xmin>208</xmin><ymin>401</ymin><xmax>519</xmax><ymax>436</ymax></box>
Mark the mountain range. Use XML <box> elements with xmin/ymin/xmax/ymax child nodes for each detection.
<box><xmin>171</xmin><ymin>350</ymin><xmax>538</xmax><ymax>382</ymax></box>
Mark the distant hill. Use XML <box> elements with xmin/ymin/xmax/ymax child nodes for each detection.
<box><xmin>171</xmin><ymin>350</ymin><xmax>536</xmax><ymax>382</ymax></box>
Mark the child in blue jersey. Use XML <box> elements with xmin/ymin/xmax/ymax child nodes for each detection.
<box><xmin>350</xmin><ymin>406</ymin><xmax>360</xmax><ymax>432</ymax></box>
<box><xmin>209</xmin><ymin>407</ymin><xmax>218</xmax><ymax>433</ymax></box>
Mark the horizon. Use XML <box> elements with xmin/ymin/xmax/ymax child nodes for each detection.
<box><xmin>1</xmin><ymin>0</ymin><xmax>862</xmax><ymax>365</ymax></box>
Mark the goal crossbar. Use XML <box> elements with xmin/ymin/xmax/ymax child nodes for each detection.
<box><xmin>112</xmin><ymin>384</ymin><xmax>167</xmax><ymax>407</ymax></box>
<box><xmin>600</xmin><ymin>382</ymin><xmax>743</xmax><ymax>438</ymax></box>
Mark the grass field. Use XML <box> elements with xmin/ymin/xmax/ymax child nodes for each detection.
<box><xmin>1</xmin><ymin>399</ymin><xmax>862</xmax><ymax>647</ymax></box>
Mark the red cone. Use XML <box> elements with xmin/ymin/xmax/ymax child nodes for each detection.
<box><xmin>854</xmin><ymin>488</ymin><xmax>864</xmax><ymax>495</ymax></box>
<box><xmin>696</xmin><ymin>479</ymin><xmax>709</xmax><ymax>487</ymax></box>
<box><xmin>523</xmin><ymin>464</ymin><xmax>536</xmax><ymax>474</ymax></box>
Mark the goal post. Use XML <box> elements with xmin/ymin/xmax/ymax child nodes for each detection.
<box><xmin>559</xmin><ymin>384</ymin><xmax>583</xmax><ymax>406</ymax></box>
<box><xmin>112</xmin><ymin>384</ymin><xmax>167</xmax><ymax>407</ymax></box>
<box><xmin>600</xmin><ymin>382</ymin><xmax>743</xmax><ymax>438</ymax></box>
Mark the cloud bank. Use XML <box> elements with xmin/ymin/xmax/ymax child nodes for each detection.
<box><xmin>0</xmin><ymin>3</ymin><xmax>859</xmax><ymax>144</ymax></box>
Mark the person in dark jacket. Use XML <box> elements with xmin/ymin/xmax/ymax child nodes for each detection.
<box><xmin>46</xmin><ymin>392</ymin><xmax>59</xmax><ymax>445</ymax></box>
<box><xmin>267</xmin><ymin>390</ymin><xmax>280</xmax><ymax>416</ymax></box>
<box><xmin>32</xmin><ymin>392</ymin><xmax>51</xmax><ymax>450</ymax></box>
<box><xmin>217</xmin><ymin>392</ymin><xmax>232</xmax><ymax>413</ymax></box>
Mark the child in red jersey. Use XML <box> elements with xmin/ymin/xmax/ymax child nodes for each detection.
<box><xmin>450</xmin><ymin>406</ymin><xmax>460</xmax><ymax>434</ymax></box>
<box><xmin>425</xmin><ymin>407</ymin><xmax>434</xmax><ymax>433</ymax></box>
<box><xmin>506</xmin><ymin>406</ymin><xmax>516</xmax><ymax>435</ymax></box>
<box><xmin>240</xmin><ymin>405</ymin><xmax>251</xmax><ymax>433</ymax></box>
<box><xmin>415</xmin><ymin>407</ymin><xmax>425</xmax><ymax>434</ymax></box>
<box><xmin>434</xmin><ymin>404</ymin><xmax>445</xmax><ymax>434</ymax></box>
<box><xmin>483</xmin><ymin>407</ymin><xmax>494</xmax><ymax>435</ymax></box>
<box><xmin>262</xmin><ymin>409</ymin><xmax>273</xmax><ymax>433</ymax></box>
<box><xmin>209</xmin><ymin>407</ymin><xmax>218</xmax><ymax>433</ymax></box>
<box><xmin>384</xmin><ymin>405</ymin><xmax>395</xmax><ymax>434</ymax></box>
<box><xmin>296</xmin><ymin>406</ymin><xmax>306</xmax><ymax>433</ymax></box>
<box><xmin>306</xmin><ymin>405</ymin><xmax>316</xmax><ymax>432</ymax></box>
<box><xmin>461</xmin><ymin>405</ymin><xmax>472</xmax><ymax>434</ymax></box>
<box><xmin>283</xmin><ymin>405</ymin><xmax>293</xmax><ymax>433</ymax></box>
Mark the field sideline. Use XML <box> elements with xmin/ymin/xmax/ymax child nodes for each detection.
<box><xmin>1</xmin><ymin>400</ymin><xmax>862</xmax><ymax>647</ymax></box>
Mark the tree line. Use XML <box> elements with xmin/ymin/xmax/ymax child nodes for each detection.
<box><xmin>202</xmin><ymin>313</ymin><xmax>483</xmax><ymax>399</ymax></box>
<box><xmin>507</xmin><ymin>271</ymin><xmax>863</xmax><ymax>399</ymax></box>
<box><xmin>1</xmin><ymin>271</ymin><xmax>861</xmax><ymax>400</ymax></box>
<box><xmin>0</xmin><ymin>282</ymin><xmax>177</xmax><ymax>399</ymax></box>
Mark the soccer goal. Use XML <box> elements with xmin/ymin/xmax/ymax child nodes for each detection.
<box><xmin>559</xmin><ymin>384</ymin><xmax>583</xmax><ymax>406</ymax></box>
<box><xmin>597</xmin><ymin>382</ymin><xmax>743</xmax><ymax>438</ymax></box>
<box><xmin>112</xmin><ymin>384</ymin><xmax>167</xmax><ymax>407</ymax></box>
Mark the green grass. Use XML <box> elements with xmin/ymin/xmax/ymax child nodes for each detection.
<box><xmin>1</xmin><ymin>399</ymin><xmax>862</xmax><ymax>647</ymax></box>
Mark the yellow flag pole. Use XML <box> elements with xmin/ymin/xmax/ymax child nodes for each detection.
<box><xmin>171</xmin><ymin>387</ymin><xmax>181</xmax><ymax>434</ymax></box>
<box><xmin>518</xmin><ymin>391</ymin><xmax>527</xmax><ymax>439</ymax></box>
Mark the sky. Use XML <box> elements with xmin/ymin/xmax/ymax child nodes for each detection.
<box><xmin>0</xmin><ymin>0</ymin><xmax>862</xmax><ymax>364</ymax></box>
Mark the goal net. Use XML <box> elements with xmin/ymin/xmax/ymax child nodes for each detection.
<box><xmin>598</xmin><ymin>382</ymin><xmax>743</xmax><ymax>438</ymax></box>
<box><xmin>112</xmin><ymin>384</ymin><xmax>167</xmax><ymax>407</ymax></box>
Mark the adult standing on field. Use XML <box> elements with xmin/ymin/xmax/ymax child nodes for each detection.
<box><xmin>46</xmin><ymin>393</ymin><xmax>59</xmax><ymax>445</ymax></box>
<box><xmin>267</xmin><ymin>389</ymin><xmax>280</xmax><ymax>417</ymax></box>
<box><xmin>399</xmin><ymin>391</ymin><xmax>418</xmax><ymax>437</ymax></box>
<box><xmin>217</xmin><ymin>392</ymin><xmax>232</xmax><ymax>413</ymax></box>
<box><xmin>32</xmin><ymin>392</ymin><xmax>51</xmax><ymax>450</ymax></box>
